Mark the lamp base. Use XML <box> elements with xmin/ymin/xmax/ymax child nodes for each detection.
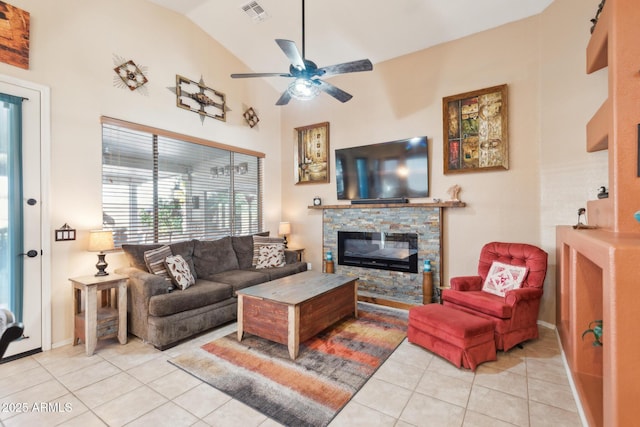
<box><xmin>95</xmin><ymin>253</ymin><xmax>109</xmax><ymax>277</ymax></box>
<box><xmin>283</xmin><ymin>235</ymin><xmax>288</xmax><ymax>249</ymax></box>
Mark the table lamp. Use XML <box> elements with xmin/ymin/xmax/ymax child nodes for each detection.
<box><xmin>278</xmin><ymin>222</ymin><xmax>291</xmax><ymax>248</ymax></box>
<box><xmin>88</xmin><ymin>230</ymin><xmax>114</xmax><ymax>276</ymax></box>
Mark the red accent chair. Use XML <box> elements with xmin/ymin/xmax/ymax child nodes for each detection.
<box><xmin>441</xmin><ymin>242</ymin><xmax>548</xmax><ymax>351</ymax></box>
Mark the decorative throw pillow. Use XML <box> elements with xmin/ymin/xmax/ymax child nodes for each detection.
<box><xmin>256</xmin><ymin>244</ymin><xmax>286</xmax><ymax>269</ymax></box>
<box><xmin>482</xmin><ymin>261</ymin><xmax>529</xmax><ymax>297</ymax></box>
<box><xmin>165</xmin><ymin>255</ymin><xmax>195</xmax><ymax>290</ymax></box>
<box><xmin>252</xmin><ymin>235</ymin><xmax>285</xmax><ymax>267</ymax></box>
<box><xmin>143</xmin><ymin>245</ymin><xmax>172</xmax><ymax>279</ymax></box>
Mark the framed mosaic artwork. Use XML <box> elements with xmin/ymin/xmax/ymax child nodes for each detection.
<box><xmin>443</xmin><ymin>84</ymin><xmax>508</xmax><ymax>174</ymax></box>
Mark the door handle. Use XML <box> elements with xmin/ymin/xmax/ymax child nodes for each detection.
<box><xmin>19</xmin><ymin>250</ymin><xmax>38</xmax><ymax>258</ymax></box>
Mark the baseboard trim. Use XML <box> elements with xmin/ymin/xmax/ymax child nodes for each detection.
<box><xmin>536</xmin><ymin>319</ymin><xmax>555</xmax><ymax>330</ymax></box>
<box><xmin>357</xmin><ymin>295</ymin><xmax>416</xmax><ymax>310</ymax></box>
<box><xmin>556</xmin><ymin>329</ymin><xmax>588</xmax><ymax>427</ymax></box>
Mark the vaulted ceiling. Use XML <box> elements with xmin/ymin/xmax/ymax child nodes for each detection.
<box><xmin>148</xmin><ymin>0</ymin><xmax>553</xmax><ymax>91</ymax></box>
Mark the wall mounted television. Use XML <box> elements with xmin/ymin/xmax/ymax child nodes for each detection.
<box><xmin>335</xmin><ymin>136</ymin><xmax>428</xmax><ymax>201</ymax></box>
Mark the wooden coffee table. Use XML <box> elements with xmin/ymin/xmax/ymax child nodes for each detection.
<box><xmin>236</xmin><ymin>270</ymin><xmax>358</xmax><ymax>359</ymax></box>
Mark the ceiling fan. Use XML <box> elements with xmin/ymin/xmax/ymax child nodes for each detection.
<box><xmin>230</xmin><ymin>0</ymin><xmax>373</xmax><ymax>105</ymax></box>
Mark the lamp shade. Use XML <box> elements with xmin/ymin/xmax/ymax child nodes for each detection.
<box><xmin>88</xmin><ymin>230</ymin><xmax>114</xmax><ymax>252</ymax></box>
<box><xmin>278</xmin><ymin>222</ymin><xmax>291</xmax><ymax>236</ymax></box>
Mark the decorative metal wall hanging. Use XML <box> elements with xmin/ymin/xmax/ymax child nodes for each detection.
<box><xmin>243</xmin><ymin>107</ymin><xmax>259</xmax><ymax>128</ymax></box>
<box><xmin>55</xmin><ymin>223</ymin><xmax>76</xmax><ymax>241</ymax></box>
<box><xmin>0</xmin><ymin>1</ymin><xmax>30</xmax><ymax>69</ymax></box>
<box><xmin>168</xmin><ymin>75</ymin><xmax>228</xmax><ymax>124</ymax></box>
<box><xmin>113</xmin><ymin>55</ymin><xmax>149</xmax><ymax>94</ymax></box>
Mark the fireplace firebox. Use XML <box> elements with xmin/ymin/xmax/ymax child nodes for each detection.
<box><xmin>337</xmin><ymin>231</ymin><xmax>418</xmax><ymax>273</ymax></box>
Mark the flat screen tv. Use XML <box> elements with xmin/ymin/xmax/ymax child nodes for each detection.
<box><xmin>335</xmin><ymin>136</ymin><xmax>428</xmax><ymax>201</ymax></box>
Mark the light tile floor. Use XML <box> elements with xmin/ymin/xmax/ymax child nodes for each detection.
<box><xmin>0</xmin><ymin>321</ymin><xmax>583</xmax><ymax>427</ymax></box>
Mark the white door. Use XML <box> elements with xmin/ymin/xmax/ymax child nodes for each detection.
<box><xmin>0</xmin><ymin>80</ymin><xmax>43</xmax><ymax>357</ymax></box>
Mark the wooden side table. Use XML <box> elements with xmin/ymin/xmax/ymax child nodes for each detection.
<box><xmin>69</xmin><ymin>273</ymin><xmax>128</xmax><ymax>356</ymax></box>
<box><xmin>422</xmin><ymin>271</ymin><xmax>433</xmax><ymax>304</ymax></box>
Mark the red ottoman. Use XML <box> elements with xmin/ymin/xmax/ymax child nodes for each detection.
<box><xmin>408</xmin><ymin>304</ymin><xmax>496</xmax><ymax>371</ymax></box>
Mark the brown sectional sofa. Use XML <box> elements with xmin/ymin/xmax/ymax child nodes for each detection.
<box><xmin>116</xmin><ymin>234</ymin><xmax>307</xmax><ymax>349</ymax></box>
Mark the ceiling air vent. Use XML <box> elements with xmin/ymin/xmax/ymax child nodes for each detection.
<box><xmin>240</xmin><ymin>1</ymin><xmax>269</xmax><ymax>22</ymax></box>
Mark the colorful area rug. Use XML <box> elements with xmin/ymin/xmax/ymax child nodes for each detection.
<box><xmin>169</xmin><ymin>303</ymin><xmax>408</xmax><ymax>427</ymax></box>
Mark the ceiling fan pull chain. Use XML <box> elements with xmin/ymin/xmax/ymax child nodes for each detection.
<box><xmin>301</xmin><ymin>0</ymin><xmax>306</xmax><ymax>59</ymax></box>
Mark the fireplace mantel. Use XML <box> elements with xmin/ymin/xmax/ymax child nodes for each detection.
<box><xmin>308</xmin><ymin>201</ymin><xmax>466</xmax><ymax>210</ymax></box>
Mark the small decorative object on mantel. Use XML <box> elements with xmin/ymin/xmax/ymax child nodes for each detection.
<box><xmin>443</xmin><ymin>84</ymin><xmax>508</xmax><ymax>174</ymax></box>
<box><xmin>113</xmin><ymin>55</ymin><xmax>149</xmax><ymax>94</ymax></box>
<box><xmin>447</xmin><ymin>185</ymin><xmax>461</xmax><ymax>202</ymax></box>
<box><xmin>313</xmin><ymin>196</ymin><xmax>321</xmax><ymax>206</ymax></box>
<box><xmin>55</xmin><ymin>223</ymin><xmax>76</xmax><ymax>241</ymax></box>
<box><xmin>243</xmin><ymin>107</ymin><xmax>259</xmax><ymax>128</ymax></box>
<box><xmin>168</xmin><ymin>75</ymin><xmax>229</xmax><ymax>124</ymax></box>
<box><xmin>590</xmin><ymin>0</ymin><xmax>606</xmax><ymax>34</ymax></box>
<box><xmin>0</xmin><ymin>1</ymin><xmax>30</xmax><ymax>70</ymax></box>
<box><xmin>573</xmin><ymin>207</ymin><xmax>598</xmax><ymax>230</ymax></box>
<box><xmin>597</xmin><ymin>186</ymin><xmax>608</xmax><ymax>199</ymax></box>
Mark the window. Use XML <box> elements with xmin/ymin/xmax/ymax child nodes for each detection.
<box><xmin>101</xmin><ymin>117</ymin><xmax>264</xmax><ymax>247</ymax></box>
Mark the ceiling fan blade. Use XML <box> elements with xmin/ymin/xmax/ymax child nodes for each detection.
<box><xmin>318</xmin><ymin>59</ymin><xmax>373</xmax><ymax>77</ymax></box>
<box><xmin>317</xmin><ymin>80</ymin><xmax>353</xmax><ymax>103</ymax></box>
<box><xmin>275</xmin><ymin>39</ymin><xmax>306</xmax><ymax>71</ymax></box>
<box><xmin>275</xmin><ymin>90</ymin><xmax>292</xmax><ymax>106</ymax></box>
<box><xmin>230</xmin><ymin>72</ymin><xmax>292</xmax><ymax>79</ymax></box>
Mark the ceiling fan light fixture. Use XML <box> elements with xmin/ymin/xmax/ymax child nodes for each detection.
<box><xmin>287</xmin><ymin>78</ymin><xmax>319</xmax><ymax>101</ymax></box>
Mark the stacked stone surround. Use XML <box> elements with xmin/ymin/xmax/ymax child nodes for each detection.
<box><xmin>323</xmin><ymin>206</ymin><xmax>441</xmax><ymax>305</ymax></box>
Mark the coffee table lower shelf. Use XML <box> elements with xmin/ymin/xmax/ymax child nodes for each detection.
<box><xmin>237</xmin><ymin>272</ymin><xmax>358</xmax><ymax>359</ymax></box>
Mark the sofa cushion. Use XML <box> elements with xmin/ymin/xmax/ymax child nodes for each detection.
<box><xmin>232</xmin><ymin>232</ymin><xmax>269</xmax><ymax>269</ymax></box>
<box><xmin>165</xmin><ymin>255</ymin><xmax>195</xmax><ymax>290</ymax></box>
<box><xmin>168</xmin><ymin>240</ymin><xmax>198</xmax><ymax>280</ymax></box>
<box><xmin>122</xmin><ymin>243</ymin><xmax>162</xmax><ymax>271</ymax></box>
<box><xmin>252</xmin><ymin>235</ymin><xmax>285</xmax><ymax>266</ymax></box>
<box><xmin>144</xmin><ymin>246</ymin><xmax>172</xmax><ymax>279</ymax></box>
<box><xmin>207</xmin><ymin>269</ymin><xmax>269</xmax><ymax>293</ymax></box>
<box><xmin>482</xmin><ymin>261</ymin><xmax>528</xmax><ymax>297</ymax></box>
<box><xmin>256</xmin><ymin>244</ymin><xmax>286</xmax><ymax>269</ymax></box>
<box><xmin>259</xmin><ymin>262</ymin><xmax>308</xmax><ymax>281</ymax></box>
<box><xmin>193</xmin><ymin>237</ymin><xmax>239</xmax><ymax>279</ymax></box>
<box><xmin>148</xmin><ymin>280</ymin><xmax>233</xmax><ymax>317</ymax></box>
<box><xmin>442</xmin><ymin>290</ymin><xmax>513</xmax><ymax>319</ymax></box>
<box><xmin>122</xmin><ymin>240</ymin><xmax>196</xmax><ymax>278</ymax></box>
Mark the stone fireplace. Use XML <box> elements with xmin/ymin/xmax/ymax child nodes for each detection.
<box><xmin>337</xmin><ymin>231</ymin><xmax>418</xmax><ymax>273</ymax></box>
<box><xmin>320</xmin><ymin>204</ymin><xmax>450</xmax><ymax>306</ymax></box>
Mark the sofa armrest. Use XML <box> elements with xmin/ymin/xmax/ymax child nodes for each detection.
<box><xmin>505</xmin><ymin>287</ymin><xmax>543</xmax><ymax>306</ymax></box>
<box><xmin>115</xmin><ymin>267</ymin><xmax>170</xmax><ymax>341</ymax></box>
<box><xmin>449</xmin><ymin>276</ymin><xmax>483</xmax><ymax>291</ymax></box>
<box><xmin>116</xmin><ymin>267</ymin><xmax>169</xmax><ymax>298</ymax></box>
<box><xmin>284</xmin><ymin>250</ymin><xmax>299</xmax><ymax>264</ymax></box>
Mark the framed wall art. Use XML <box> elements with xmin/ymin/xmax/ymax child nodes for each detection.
<box><xmin>443</xmin><ymin>84</ymin><xmax>508</xmax><ymax>174</ymax></box>
<box><xmin>0</xmin><ymin>1</ymin><xmax>30</xmax><ymax>69</ymax></box>
<box><xmin>295</xmin><ymin>122</ymin><xmax>330</xmax><ymax>184</ymax></box>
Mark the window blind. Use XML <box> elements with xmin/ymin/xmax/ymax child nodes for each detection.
<box><xmin>102</xmin><ymin>120</ymin><xmax>263</xmax><ymax>247</ymax></box>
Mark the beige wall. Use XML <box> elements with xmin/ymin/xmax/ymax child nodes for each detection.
<box><xmin>0</xmin><ymin>0</ymin><xmax>282</xmax><ymax>346</ymax></box>
<box><xmin>279</xmin><ymin>0</ymin><xmax>606</xmax><ymax>325</ymax></box>
<box><xmin>0</xmin><ymin>0</ymin><xmax>607</xmax><ymax>346</ymax></box>
<box><xmin>539</xmin><ymin>0</ymin><xmax>607</xmax><ymax>323</ymax></box>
